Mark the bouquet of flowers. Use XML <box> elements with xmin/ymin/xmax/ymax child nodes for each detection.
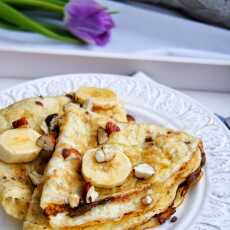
<box><xmin>0</xmin><ymin>0</ymin><xmax>115</xmax><ymax>46</ymax></box>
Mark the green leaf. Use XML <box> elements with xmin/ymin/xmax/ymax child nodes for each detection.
<box><xmin>0</xmin><ymin>20</ymin><xmax>25</xmax><ymax>31</ymax></box>
<box><xmin>1</xmin><ymin>0</ymin><xmax>64</xmax><ymax>13</ymax></box>
<box><xmin>39</xmin><ymin>0</ymin><xmax>66</xmax><ymax>7</ymax></box>
<box><xmin>0</xmin><ymin>2</ymin><xmax>84</xmax><ymax>44</ymax></box>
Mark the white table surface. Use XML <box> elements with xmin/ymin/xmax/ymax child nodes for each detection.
<box><xmin>0</xmin><ymin>77</ymin><xmax>229</xmax><ymax>117</ymax></box>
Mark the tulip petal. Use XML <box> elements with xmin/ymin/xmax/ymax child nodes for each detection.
<box><xmin>64</xmin><ymin>0</ymin><xmax>115</xmax><ymax>46</ymax></box>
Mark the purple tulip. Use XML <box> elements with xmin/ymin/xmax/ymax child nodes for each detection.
<box><xmin>64</xmin><ymin>0</ymin><xmax>115</xmax><ymax>46</ymax></box>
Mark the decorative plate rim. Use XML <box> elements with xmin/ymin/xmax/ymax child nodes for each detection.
<box><xmin>0</xmin><ymin>72</ymin><xmax>229</xmax><ymax>230</ymax></box>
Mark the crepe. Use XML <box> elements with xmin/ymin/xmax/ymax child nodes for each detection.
<box><xmin>40</xmin><ymin>100</ymin><xmax>127</xmax><ymax>212</ymax></box>
<box><xmin>47</xmin><ymin>123</ymin><xmax>203</xmax><ymax>228</ymax></box>
<box><xmin>23</xmin><ymin>144</ymin><xmax>204</xmax><ymax>230</ymax></box>
<box><xmin>0</xmin><ymin>87</ymin><xmax>205</xmax><ymax>230</ymax></box>
<box><xmin>0</xmin><ymin>161</ymin><xmax>32</xmax><ymax>219</ymax></box>
<box><xmin>0</xmin><ymin>95</ymin><xmax>70</xmax><ymax>219</ymax></box>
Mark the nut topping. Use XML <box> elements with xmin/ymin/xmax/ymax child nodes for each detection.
<box><xmin>12</xmin><ymin>117</ymin><xmax>28</xmax><ymax>128</ymax></box>
<box><xmin>134</xmin><ymin>163</ymin><xmax>155</xmax><ymax>179</ymax></box>
<box><xmin>141</xmin><ymin>195</ymin><xmax>153</xmax><ymax>205</ymax></box>
<box><xmin>95</xmin><ymin>149</ymin><xmax>106</xmax><ymax>163</ymax></box>
<box><xmin>97</xmin><ymin>127</ymin><xmax>109</xmax><ymax>145</ymax></box>
<box><xmin>105</xmin><ymin>121</ymin><xmax>120</xmax><ymax>136</ymax></box>
<box><xmin>36</xmin><ymin>133</ymin><xmax>56</xmax><ymax>153</ymax></box>
<box><xmin>86</xmin><ymin>185</ymin><xmax>99</xmax><ymax>203</ymax></box>
<box><xmin>69</xmin><ymin>193</ymin><xmax>80</xmax><ymax>208</ymax></box>
<box><xmin>95</xmin><ymin>144</ymin><xmax>118</xmax><ymax>163</ymax></box>
<box><xmin>62</xmin><ymin>148</ymin><xmax>81</xmax><ymax>161</ymax></box>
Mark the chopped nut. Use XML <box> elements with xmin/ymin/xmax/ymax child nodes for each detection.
<box><xmin>141</xmin><ymin>195</ymin><xmax>153</xmax><ymax>205</ymax></box>
<box><xmin>95</xmin><ymin>144</ymin><xmax>118</xmax><ymax>163</ymax></box>
<box><xmin>105</xmin><ymin>121</ymin><xmax>120</xmax><ymax>135</ymax></box>
<box><xmin>12</xmin><ymin>117</ymin><xmax>28</xmax><ymax>128</ymax></box>
<box><xmin>62</xmin><ymin>148</ymin><xmax>81</xmax><ymax>161</ymax></box>
<box><xmin>36</xmin><ymin>133</ymin><xmax>56</xmax><ymax>153</ymax></box>
<box><xmin>134</xmin><ymin>163</ymin><xmax>155</xmax><ymax>179</ymax></box>
<box><xmin>44</xmin><ymin>204</ymin><xmax>65</xmax><ymax>216</ymax></box>
<box><xmin>97</xmin><ymin>127</ymin><xmax>109</xmax><ymax>145</ymax></box>
<box><xmin>69</xmin><ymin>193</ymin><xmax>80</xmax><ymax>208</ymax></box>
<box><xmin>95</xmin><ymin>149</ymin><xmax>106</xmax><ymax>163</ymax></box>
<box><xmin>86</xmin><ymin>186</ymin><xmax>99</xmax><ymax>203</ymax></box>
<box><xmin>127</xmin><ymin>114</ymin><xmax>135</xmax><ymax>123</ymax></box>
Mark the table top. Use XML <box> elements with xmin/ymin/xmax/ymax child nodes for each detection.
<box><xmin>0</xmin><ymin>77</ymin><xmax>229</xmax><ymax>117</ymax></box>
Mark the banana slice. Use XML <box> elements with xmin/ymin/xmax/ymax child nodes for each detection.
<box><xmin>0</xmin><ymin>128</ymin><xmax>41</xmax><ymax>163</ymax></box>
<box><xmin>82</xmin><ymin>146</ymin><xmax>132</xmax><ymax>188</ymax></box>
<box><xmin>75</xmin><ymin>87</ymin><xmax>118</xmax><ymax>109</ymax></box>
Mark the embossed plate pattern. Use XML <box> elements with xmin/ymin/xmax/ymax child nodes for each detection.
<box><xmin>0</xmin><ymin>73</ymin><xmax>229</xmax><ymax>230</ymax></box>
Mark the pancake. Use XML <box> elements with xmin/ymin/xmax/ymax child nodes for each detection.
<box><xmin>0</xmin><ymin>161</ymin><xmax>33</xmax><ymax>219</ymax></box>
<box><xmin>41</xmin><ymin>117</ymin><xmax>203</xmax><ymax>228</ymax></box>
<box><xmin>0</xmin><ymin>87</ymin><xmax>205</xmax><ymax>229</ymax></box>
<box><xmin>40</xmin><ymin>100</ymin><xmax>127</xmax><ymax>214</ymax></box>
<box><xmin>0</xmin><ymin>95</ymin><xmax>70</xmax><ymax>219</ymax></box>
<box><xmin>23</xmin><ymin>144</ymin><xmax>204</xmax><ymax>230</ymax></box>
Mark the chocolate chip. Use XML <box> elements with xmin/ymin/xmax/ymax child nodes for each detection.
<box><xmin>185</xmin><ymin>141</ymin><xmax>191</xmax><ymax>145</ymax></box>
<box><xmin>35</xmin><ymin>101</ymin><xmax>43</xmax><ymax>106</ymax></box>
<box><xmin>145</xmin><ymin>136</ymin><xmax>153</xmax><ymax>142</ymax></box>
<box><xmin>65</xmin><ymin>93</ymin><xmax>75</xmax><ymax>101</ymax></box>
<box><xmin>127</xmin><ymin>114</ymin><xmax>135</xmax><ymax>123</ymax></box>
<box><xmin>170</xmin><ymin>216</ymin><xmax>177</xmax><ymax>223</ymax></box>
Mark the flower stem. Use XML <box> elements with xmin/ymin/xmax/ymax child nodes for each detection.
<box><xmin>0</xmin><ymin>18</ymin><xmax>69</xmax><ymax>35</ymax></box>
<box><xmin>0</xmin><ymin>2</ymin><xmax>84</xmax><ymax>44</ymax></box>
<box><xmin>1</xmin><ymin>0</ymin><xmax>64</xmax><ymax>13</ymax></box>
<box><xmin>0</xmin><ymin>20</ymin><xmax>24</xmax><ymax>31</ymax></box>
<box><xmin>39</xmin><ymin>0</ymin><xmax>66</xmax><ymax>6</ymax></box>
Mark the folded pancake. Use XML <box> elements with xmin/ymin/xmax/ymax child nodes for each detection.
<box><xmin>46</xmin><ymin>121</ymin><xmax>204</xmax><ymax>228</ymax></box>
<box><xmin>0</xmin><ymin>161</ymin><xmax>33</xmax><ymax>219</ymax></box>
<box><xmin>0</xmin><ymin>95</ymin><xmax>70</xmax><ymax>219</ymax></box>
<box><xmin>23</xmin><ymin>143</ymin><xmax>204</xmax><ymax>230</ymax></box>
<box><xmin>0</xmin><ymin>87</ymin><xmax>126</xmax><ymax>221</ymax></box>
<box><xmin>40</xmin><ymin>99</ymin><xmax>127</xmax><ymax>213</ymax></box>
<box><xmin>0</xmin><ymin>87</ymin><xmax>205</xmax><ymax>229</ymax></box>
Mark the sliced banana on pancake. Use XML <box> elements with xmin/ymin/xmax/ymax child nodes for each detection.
<box><xmin>0</xmin><ymin>128</ymin><xmax>41</xmax><ymax>163</ymax></box>
<box><xmin>82</xmin><ymin>145</ymin><xmax>132</xmax><ymax>188</ymax></box>
<box><xmin>75</xmin><ymin>87</ymin><xmax>118</xmax><ymax>109</ymax></box>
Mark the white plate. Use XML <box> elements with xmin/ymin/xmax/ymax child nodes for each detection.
<box><xmin>0</xmin><ymin>73</ymin><xmax>229</xmax><ymax>230</ymax></box>
<box><xmin>0</xmin><ymin>0</ymin><xmax>230</xmax><ymax>59</ymax></box>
